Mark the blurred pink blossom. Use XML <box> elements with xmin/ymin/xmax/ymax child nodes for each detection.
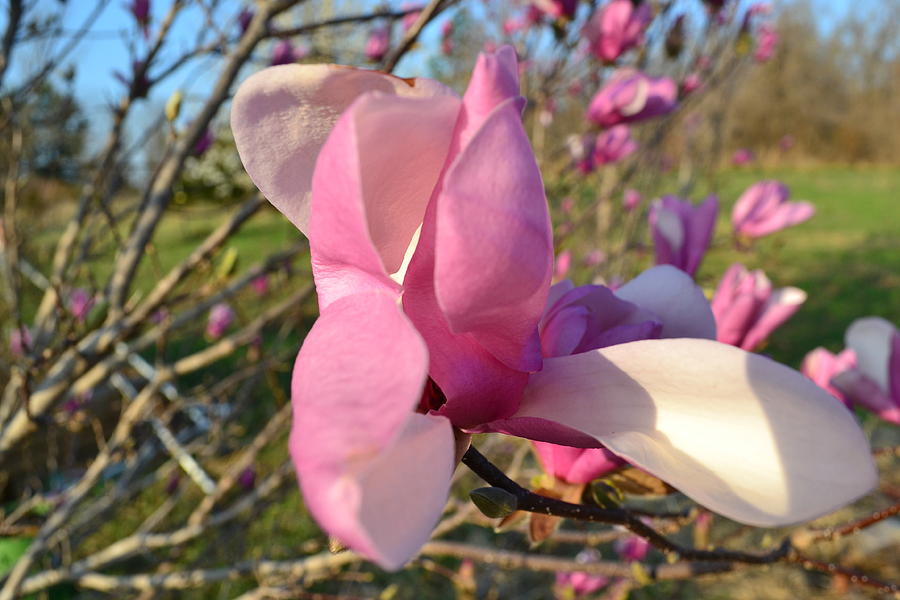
<box><xmin>615</xmin><ymin>535</ymin><xmax>651</xmax><ymax>562</ymax></box>
<box><xmin>251</xmin><ymin>274</ymin><xmax>269</xmax><ymax>296</ymax></box>
<box><xmin>832</xmin><ymin>318</ymin><xmax>900</xmax><ymax>424</ymax></box>
<box><xmin>555</xmin><ymin>550</ymin><xmax>609</xmax><ymax>599</ymax></box>
<box><xmin>732</xmin><ymin>148</ymin><xmax>754</xmax><ymax>166</ymax></box>
<box><xmin>711</xmin><ymin>263</ymin><xmax>806</xmax><ymax>351</ymax></box>
<box><xmin>587</xmin><ymin>70</ymin><xmax>678</xmax><ymax>127</ymax></box>
<box><xmin>754</xmin><ymin>23</ymin><xmax>778</xmax><ymax>62</ymax></box>
<box><xmin>622</xmin><ymin>189</ymin><xmax>641</xmax><ymax>211</ymax></box>
<box><xmin>801</xmin><ymin>347</ymin><xmax>857</xmax><ymax>406</ymax></box>
<box><xmin>67</xmin><ymin>288</ymin><xmax>94</xmax><ymax>323</ymax></box>
<box><xmin>732</xmin><ymin>180</ymin><xmax>814</xmax><ymax>239</ymax></box>
<box><xmin>554</xmin><ymin>250</ymin><xmax>572</xmax><ymax>281</ymax></box>
<box><xmin>365</xmin><ymin>25</ymin><xmax>391</xmax><ymax>62</ymax></box>
<box><xmin>9</xmin><ymin>326</ymin><xmax>32</xmax><ymax>356</ymax></box>
<box><xmin>649</xmin><ymin>195</ymin><xmax>718</xmax><ymax>277</ymax></box>
<box><xmin>592</xmin><ymin>125</ymin><xmax>637</xmax><ymax>166</ymax></box>
<box><xmin>584</xmin><ymin>0</ymin><xmax>652</xmax><ymax>63</ymax></box>
<box><xmin>206</xmin><ymin>302</ymin><xmax>235</xmax><ymax>339</ymax></box>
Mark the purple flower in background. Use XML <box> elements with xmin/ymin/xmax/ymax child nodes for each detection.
<box><xmin>732</xmin><ymin>180</ymin><xmax>814</xmax><ymax>239</ymax></box>
<box><xmin>128</xmin><ymin>0</ymin><xmax>150</xmax><ymax>36</ymax></box>
<box><xmin>192</xmin><ymin>128</ymin><xmax>214</xmax><ymax>157</ymax></box>
<box><xmin>554</xmin><ymin>550</ymin><xmax>609</xmax><ymax>598</ymax></box>
<box><xmin>365</xmin><ymin>25</ymin><xmax>391</xmax><ymax>62</ymax></box>
<box><xmin>732</xmin><ymin>148</ymin><xmax>754</xmax><ymax>166</ymax></box>
<box><xmin>238</xmin><ymin>467</ymin><xmax>257</xmax><ymax>490</ymax></box>
<box><xmin>622</xmin><ymin>188</ymin><xmax>641</xmax><ymax>211</ymax></box>
<box><xmin>681</xmin><ymin>72</ymin><xmax>702</xmax><ymax>95</ymax></box>
<box><xmin>206</xmin><ymin>302</ymin><xmax>235</xmax><ymax>339</ymax></box>
<box><xmin>592</xmin><ymin>125</ymin><xmax>637</xmax><ymax>167</ymax></box>
<box><xmin>587</xmin><ymin>70</ymin><xmax>678</xmax><ymax>127</ymax></box>
<box><xmin>584</xmin><ymin>0</ymin><xmax>652</xmax><ymax>63</ymax></box>
<box><xmin>271</xmin><ymin>40</ymin><xmax>298</xmax><ymax>66</ymax></box>
<box><xmin>615</xmin><ymin>535</ymin><xmax>651</xmax><ymax>562</ymax></box>
<box><xmin>568</xmin><ymin>133</ymin><xmax>597</xmax><ymax>174</ymax></box>
<box><xmin>754</xmin><ymin>23</ymin><xmax>778</xmax><ymax>62</ymax></box>
<box><xmin>9</xmin><ymin>326</ymin><xmax>32</xmax><ymax>356</ymax></box>
<box><xmin>67</xmin><ymin>288</ymin><xmax>94</xmax><ymax>323</ymax></box>
<box><xmin>801</xmin><ymin>347</ymin><xmax>857</xmax><ymax>406</ymax></box>
<box><xmin>238</xmin><ymin>8</ymin><xmax>254</xmax><ymax>35</ymax></box>
<box><xmin>833</xmin><ymin>318</ymin><xmax>900</xmax><ymax>424</ymax></box>
<box><xmin>251</xmin><ymin>274</ymin><xmax>269</xmax><ymax>297</ymax></box>
<box><xmin>648</xmin><ymin>195</ymin><xmax>718</xmax><ymax>277</ymax></box>
<box><xmin>711</xmin><ymin>263</ymin><xmax>806</xmax><ymax>351</ymax></box>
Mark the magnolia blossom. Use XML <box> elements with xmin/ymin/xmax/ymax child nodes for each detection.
<box><xmin>649</xmin><ymin>195</ymin><xmax>718</xmax><ymax>277</ymax></box>
<box><xmin>568</xmin><ymin>133</ymin><xmax>597</xmax><ymax>174</ymax></box>
<box><xmin>534</xmin><ymin>441</ymin><xmax>623</xmax><ymax>485</ymax></box>
<box><xmin>711</xmin><ymin>263</ymin><xmax>807</xmax><ymax>351</ymax></box>
<box><xmin>532</xmin><ymin>0</ymin><xmax>577</xmax><ymax>21</ymax></box>
<box><xmin>67</xmin><ymin>288</ymin><xmax>94</xmax><ymax>323</ymax></box>
<box><xmin>192</xmin><ymin>128</ymin><xmax>214</xmax><ymax>157</ymax></box>
<box><xmin>779</xmin><ymin>134</ymin><xmax>795</xmax><ymax>151</ymax></box>
<box><xmin>237</xmin><ymin>8</ymin><xmax>253</xmax><ymax>35</ymax></box>
<box><xmin>681</xmin><ymin>72</ymin><xmax>702</xmax><ymax>95</ymax></box>
<box><xmin>592</xmin><ymin>125</ymin><xmax>637</xmax><ymax>167</ymax></box>
<box><xmin>270</xmin><ymin>40</ymin><xmax>298</xmax><ymax>66</ymax></box>
<box><xmin>587</xmin><ymin>70</ymin><xmax>677</xmax><ymax>127</ymax></box>
<box><xmin>622</xmin><ymin>189</ymin><xmax>641</xmax><ymax>211</ymax></box>
<box><xmin>754</xmin><ymin>23</ymin><xmax>778</xmax><ymax>62</ymax></box>
<box><xmin>584</xmin><ymin>0</ymin><xmax>652</xmax><ymax>63</ymax></box>
<box><xmin>732</xmin><ymin>180</ymin><xmax>814</xmax><ymax>239</ymax></box>
<box><xmin>401</xmin><ymin>4</ymin><xmax>423</xmax><ymax>31</ymax></box>
<box><xmin>9</xmin><ymin>326</ymin><xmax>32</xmax><ymax>356</ymax></box>
<box><xmin>129</xmin><ymin>0</ymin><xmax>150</xmax><ymax>36</ymax></box>
<box><xmin>251</xmin><ymin>274</ymin><xmax>269</xmax><ymax>296</ymax></box>
<box><xmin>833</xmin><ymin>318</ymin><xmax>900</xmax><ymax>424</ymax></box>
<box><xmin>206</xmin><ymin>302</ymin><xmax>235</xmax><ymax>339</ymax></box>
<box><xmin>801</xmin><ymin>347</ymin><xmax>856</xmax><ymax>406</ymax></box>
<box><xmin>554</xmin><ymin>250</ymin><xmax>572</xmax><ymax>281</ymax></box>
<box><xmin>615</xmin><ymin>535</ymin><xmax>651</xmax><ymax>562</ymax></box>
<box><xmin>555</xmin><ymin>551</ymin><xmax>608</xmax><ymax>598</ymax></box>
<box><xmin>732</xmin><ymin>148</ymin><xmax>754</xmax><ymax>166</ymax></box>
<box><xmin>232</xmin><ymin>47</ymin><xmax>875</xmax><ymax>570</ymax></box>
<box><xmin>365</xmin><ymin>25</ymin><xmax>390</xmax><ymax>61</ymax></box>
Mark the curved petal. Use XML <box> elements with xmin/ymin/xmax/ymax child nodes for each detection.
<box><xmin>434</xmin><ymin>97</ymin><xmax>553</xmax><ymax>372</ymax></box>
<box><xmin>845</xmin><ymin>316</ymin><xmax>895</xmax><ymax>392</ymax></box>
<box><xmin>741</xmin><ymin>287</ymin><xmax>806</xmax><ymax>351</ymax></box>
<box><xmin>506</xmin><ymin>339</ymin><xmax>877</xmax><ymax>526</ymax></box>
<box><xmin>309</xmin><ymin>91</ymin><xmax>461</xmax><ymax>308</ymax></box>
<box><xmin>615</xmin><ymin>265</ymin><xmax>717</xmax><ymax>339</ymax></box>
<box><xmin>683</xmin><ymin>195</ymin><xmax>718</xmax><ymax>276</ymax></box>
<box><xmin>232</xmin><ymin>64</ymin><xmax>456</xmax><ymax>235</ymax></box>
<box><xmin>290</xmin><ymin>291</ymin><xmax>455</xmax><ymax>569</ymax></box>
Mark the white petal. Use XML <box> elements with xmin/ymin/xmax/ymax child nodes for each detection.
<box><xmin>516</xmin><ymin>338</ymin><xmax>876</xmax><ymax>526</ymax></box>
<box><xmin>615</xmin><ymin>265</ymin><xmax>716</xmax><ymax>339</ymax></box>
<box><xmin>846</xmin><ymin>317</ymin><xmax>896</xmax><ymax>392</ymax></box>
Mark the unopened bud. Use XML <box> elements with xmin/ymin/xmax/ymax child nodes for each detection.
<box><xmin>165</xmin><ymin>90</ymin><xmax>183</xmax><ymax>123</ymax></box>
<box><xmin>470</xmin><ymin>486</ymin><xmax>518</xmax><ymax>518</ymax></box>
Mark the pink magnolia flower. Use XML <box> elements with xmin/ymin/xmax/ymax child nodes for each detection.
<box><xmin>568</xmin><ymin>133</ymin><xmax>597</xmax><ymax>174</ymax></box>
<box><xmin>754</xmin><ymin>23</ymin><xmax>778</xmax><ymax>62</ymax></box>
<box><xmin>365</xmin><ymin>25</ymin><xmax>391</xmax><ymax>61</ymax></box>
<box><xmin>801</xmin><ymin>347</ymin><xmax>856</xmax><ymax>406</ymax></box>
<box><xmin>532</xmin><ymin>0</ymin><xmax>578</xmax><ymax>21</ymax></box>
<box><xmin>554</xmin><ymin>250</ymin><xmax>572</xmax><ymax>281</ymax></box>
<box><xmin>592</xmin><ymin>125</ymin><xmax>637</xmax><ymax>167</ymax></box>
<box><xmin>9</xmin><ymin>326</ymin><xmax>32</xmax><ymax>356</ymax></box>
<box><xmin>270</xmin><ymin>40</ymin><xmax>299</xmax><ymax>66</ymax></box>
<box><xmin>237</xmin><ymin>8</ymin><xmax>253</xmax><ymax>35</ymax></box>
<box><xmin>681</xmin><ymin>72</ymin><xmax>702</xmax><ymax>95</ymax></box>
<box><xmin>251</xmin><ymin>274</ymin><xmax>269</xmax><ymax>296</ymax></box>
<box><xmin>232</xmin><ymin>47</ymin><xmax>875</xmax><ymax>570</ymax></box>
<box><xmin>615</xmin><ymin>535</ymin><xmax>651</xmax><ymax>562</ymax></box>
<box><xmin>67</xmin><ymin>288</ymin><xmax>94</xmax><ymax>323</ymax></box>
<box><xmin>732</xmin><ymin>148</ymin><xmax>754</xmax><ymax>166</ymax></box>
<box><xmin>622</xmin><ymin>188</ymin><xmax>641</xmax><ymax>211</ymax></box>
<box><xmin>833</xmin><ymin>318</ymin><xmax>900</xmax><ymax>424</ymax></box>
<box><xmin>440</xmin><ymin>20</ymin><xmax>454</xmax><ymax>55</ymax></box>
<box><xmin>584</xmin><ymin>249</ymin><xmax>605</xmax><ymax>266</ymax></box>
<box><xmin>128</xmin><ymin>0</ymin><xmax>150</xmax><ymax>36</ymax></box>
<box><xmin>401</xmin><ymin>4</ymin><xmax>423</xmax><ymax>32</ymax></box>
<box><xmin>192</xmin><ymin>127</ymin><xmax>214</xmax><ymax>157</ymax></box>
<box><xmin>535</xmin><ymin>440</ymin><xmax>624</xmax><ymax>484</ymax></box>
<box><xmin>649</xmin><ymin>195</ymin><xmax>718</xmax><ymax>277</ymax></box>
<box><xmin>711</xmin><ymin>263</ymin><xmax>806</xmax><ymax>351</ymax></box>
<box><xmin>560</xmin><ymin>197</ymin><xmax>575</xmax><ymax>214</ymax></box>
<box><xmin>732</xmin><ymin>180</ymin><xmax>814</xmax><ymax>239</ymax></box>
<box><xmin>584</xmin><ymin>0</ymin><xmax>652</xmax><ymax>63</ymax></box>
<box><xmin>555</xmin><ymin>551</ymin><xmax>608</xmax><ymax>598</ymax></box>
<box><xmin>587</xmin><ymin>70</ymin><xmax>678</xmax><ymax>127</ymax></box>
<box><xmin>206</xmin><ymin>302</ymin><xmax>235</xmax><ymax>339</ymax></box>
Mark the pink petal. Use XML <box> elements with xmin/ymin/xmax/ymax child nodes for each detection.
<box><xmin>309</xmin><ymin>91</ymin><xmax>460</xmax><ymax>308</ymax></box>
<box><xmin>614</xmin><ymin>265</ymin><xmax>716</xmax><ymax>339</ymax></box>
<box><xmin>455</xmin><ymin>45</ymin><xmax>521</xmax><ymax>152</ymax></box>
<box><xmin>290</xmin><ymin>291</ymin><xmax>454</xmax><ymax>569</ymax></box>
<box><xmin>232</xmin><ymin>64</ymin><xmax>456</xmax><ymax>234</ymax></box>
<box><xmin>740</xmin><ymin>287</ymin><xmax>806</xmax><ymax>351</ymax></box>
<box><xmin>494</xmin><ymin>339</ymin><xmax>876</xmax><ymax>526</ymax></box>
<box><xmin>434</xmin><ymin>97</ymin><xmax>553</xmax><ymax>372</ymax></box>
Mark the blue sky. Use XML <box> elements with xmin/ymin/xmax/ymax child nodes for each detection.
<box><xmin>0</xmin><ymin>0</ymin><xmax>877</xmax><ymax>155</ymax></box>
